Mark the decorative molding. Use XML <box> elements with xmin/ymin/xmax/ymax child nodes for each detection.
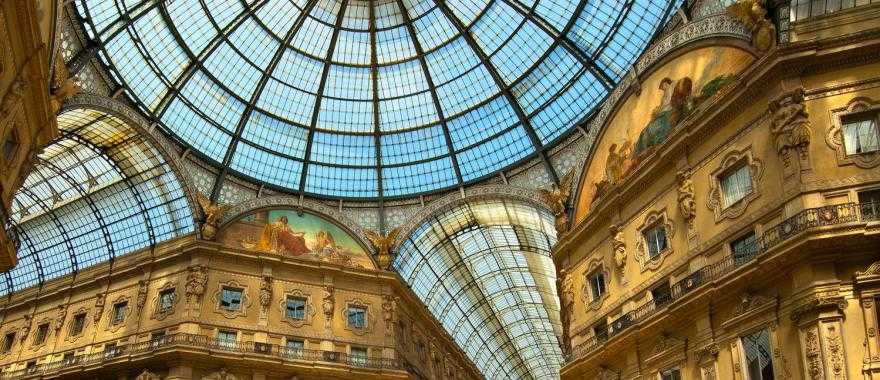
<box><xmin>804</xmin><ymin>327</ymin><xmax>824</xmax><ymax>379</ymax></box>
<box><xmin>203</xmin><ymin>368</ymin><xmax>237</xmax><ymax>380</ymax></box>
<box><xmin>185</xmin><ymin>265</ymin><xmax>208</xmax><ymax>304</ymax></box>
<box><xmin>63</xmin><ymin>307</ymin><xmax>88</xmax><ymax>343</ymax></box>
<box><xmin>581</xmin><ymin>258</ymin><xmax>610</xmax><ymax>311</ymax></box>
<box><xmin>769</xmin><ymin>88</ymin><xmax>812</xmax><ymax>176</ymax></box>
<box><xmin>105</xmin><ymin>295</ymin><xmax>132</xmax><ymax>333</ymax></box>
<box><xmin>322</xmin><ymin>285</ymin><xmax>335</xmax><ymax>323</ymax></box>
<box><xmin>824</xmin><ymin>325</ymin><xmax>846</xmax><ymax>379</ymax></box>
<box><xmin>707</xmin><ymin>147</ymin><xmax>763</xmax><ymax>222</ymax></box>
<box><xmin>278</xmin><ymin>289</ymin><xmax>316</xmax><ymax>329</ymax></box>
<box><xmin>211</xmin><ymin>279</ymin><xmax>251</xmax><ymax>320</ymax></box>
<box><xmin>342</xmin><ymin>298</ymin><xmax>374</xmax><ymax>336</ymax></box>
<box><xmin>634</xmin><ymin>209</ymin><xmax>675</xmax><ymax>272</ymax></box>
<box><xmin>643</xmin><ymin>334</ymin><xmax>687</xmax><ymax>371</ymax></box>
<box><xmin>722</xmin><ymin>292</ymin><xmax>777</xmax><ymax>330</ymax></box>
<box><xmin>134</xmin><ymin>369</ymin><xmax>162</xmax><ymax>380</ymax></box>
<box><xmin>826</xmin><ymin>97</ymin><xmax>880</xmax><ymax>169</ymax></box>
<box><xmin>151</xmin><ymin>282</ymin><xmax>179</xmax><ymax>321</ymax></box>
<box><xmin>790</xmin><ymin>294</ymin><xmax>847</xmax><ymax>324</ymax></box>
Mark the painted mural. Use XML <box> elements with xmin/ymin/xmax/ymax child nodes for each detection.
<box><xmin>218</xmin><ymin>209</ymin><xmax>373</xmax><ymax>269</ymax></box>
<box><xmin>574</xmin><ymin>46</ymin><xmax>755</xmax><ymax>222</ymax></box>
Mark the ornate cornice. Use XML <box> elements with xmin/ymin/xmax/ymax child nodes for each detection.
<box><xmin>789</xmin><ymin>294</ymin><xmax>847</xmax><ymax>323</ymax></box>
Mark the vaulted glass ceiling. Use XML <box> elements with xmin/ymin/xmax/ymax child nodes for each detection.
<box><xmin>75</xmin><ymin>0</ymin><xmax>678</xmax><ymax>198</ymax></box>
<box><xmin>394</xmin><ymin>199</ymin><xmax>562</xmax><ymax>379</ymax></box>
<box><xmin>2</xmin><ymin>109</ymin><xmax>194</xmax><ymax>295</ymax></box>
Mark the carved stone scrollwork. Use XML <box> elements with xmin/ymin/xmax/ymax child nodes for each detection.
<box><xmin>676</xmin><ymin>169</ymin><xmax>697</xmax><ymax>231</ymax></box>
<box><xmin>136</xmin><ymin>280</ymin><xmax>148</xmax><ymax>312</ymax></box>
<box><xmin>135</xmin><ymin>369</ymin><xmax>162</xmax><ymax>380</ymax></box>
<box><xmin>259</xmin><ymin>275</ymin><xmax>273</xmax><ymax>316</ymax></box>
<box><xmin>827</xmin><ymin>97</ymin><xmax>880</xmax><ymax>169</ymax></box>
<box><xmin>185</xmin><ymin>265</ymin><xmax>208</xmax><ymax>304</ymax></box>
<box><xmin>790</xmin><ymin>294</ymin><xmax>847</xmax><ymax>324</ymax></box>
<box><xmin>381</xmin><ymin>295</ymin><xmax>396</xmax><ymax>337</ymax></box>
<box><xmin>558</xmin><ymin>269</ymin><xmax>574</xmax><ymax>356</ymax></box>
<box><xmin>609</xmin><ymin>224</ymin><xmax>627</xmax><ymax>274</ymax></box>
<box><xmin>19</xmin><ymin>315</ymin><xmax>31</xmax><ymax>342</ymax></box>
<box><xmin>805</xmin><ymin>328</ymin><xmax>824</xmax><ymax>379</ymax></box>
<box><xmin>824</xmin><ymin>325</ymin><xmax>846</xmax><ymax>379</ymax></box>
<box><xmin>769</xmin><ymin>89</ymin><xmax>812</xmax><ymax>176</ymax></box>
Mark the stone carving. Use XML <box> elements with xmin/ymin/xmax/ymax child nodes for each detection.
<box><xmin>609</xmin><ymin>224</ymin><xmax>627</xmax><ymax>272</ymax></box>
<box><xmin>137</xmin><ymin>280</ymin><xmax>149</xmax><ymax>311</ymax></box>
<box><xmin>696</xmin><ymin>343</ymin><xmax>720</xmax><ymax>362</ymax></box>
<box><xmin>185</xmin><ymin>265</ymin><xmax>208</xmax><ymax>303</ymax></box>
<box><xmin>676</xmin><ymin>169</ymin><xmax>696</xmax><ymax>228</ymax></box>
<box><xmin>790</xmin><ymin>295</ymin><xmax>846</xmax><ymax>323</ymax></box>
<box><xmin>769</xmin><ymin>89</ymin><xmax>812</xmax><ymax>174</ymax></box>
<box><xmin>259</xmin><ymin>275</ymin><xmax>273</xmax><ymax>311</ymax></box>
<box><xmin>825</xmin><ymin>325</ymin><xmax>845</xmax><ymax>379</ymax></box>
<box><xmin>20</xmin><ymin>314</ymin><xmax>31</xmax><ymax>342</ymax></box>
<box><xmin>858</xmin><ymin>260</ymin><xmax>880</xmax><ymax>277</ymax></box>
<box><xmin>196</xmin><ymin>194</ymin><xmax>230</xmax><ymax>241</ymax></box>
<box><xmin>0</xmin><ymin>79</ymin><xmax>25</xmax><ymax>119</ymax></box>
<box><xmin>729</xmin><ymin>293</ymin><xmax>773</xmax><ymax>321</ymax></box>
<box><xmin>558</xmin><ymin>269</ymin><xmax>574</xmax><ymax>356</ymax></box>
<box><xmin>50</xmin><ymin>56</ymin><xmax>81</xmax><ymax>114</ymax></box>
<box><xmin>135</xmin><ymin>369</ymin><xmax>162</xmax><ymax>380</ymax></box>
<box><xmin>805</xmin><ymin>328</ymin><xmax>824</xmax><ymax>379</ymax></box>
<box><xmin>203</xmin><ymin>368</ymin><xmax>237</xmax><ymax>380</ymax></box>
<box><xmin>598</xmin><ymin>367</ymin><xmax>620</xmax><ymax>380</ymax></box>
<box><xmin>53</xmin><ymin>305</ymin><xmax>66</xmax><ymax>334</ymax></box>
<box><xmin>364</xmin><ymin>228</ymin><xmax>400</xmax><ymax>270</ymax></box>
<box><xmin>703</xmin><ymin>365</ymin><xmax>717</xmax><ymax>380</ymax></box>
<box><xmin>726</xmin><ymin>0</ymin><xmax>776</xmax><ymax>52</ymax></box>
<box><xmin>322</xmin><ymin>285</ymin><xmax>335</xmax><ymax>322</ymax></box>
<box><xmin>381</xmin><ymin>295</ymin><xmax>396</xmax><ymax>337</ymax></box>
<box><xmin>537</xmin><ymin>170</ymin><xmax>575</xmax><ymax>234</ymax></box>
<box><xmin>93</xmin><ymin>293</ymin><xmax>105</xmax><ymax>326</ymax></box>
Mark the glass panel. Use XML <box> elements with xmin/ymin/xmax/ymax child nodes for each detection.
<box><xmin>843</xmin><ymin>117</ymin><xmax>880</xmax><ymax>155</ymax></box>
<box><xmin>742</xmin><ymin>329</ymin><xmax>775</xmax><ymax>380</ymax></box>
<box><xmin>722</xmin><ymin>165</ymin><xmax>753</xmax><ymax>208</ymax></box>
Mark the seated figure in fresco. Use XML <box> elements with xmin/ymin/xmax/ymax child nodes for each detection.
<box><xmin>258</xmin><ymin>215</ymin><xmax>310</xmax><ymax>256</ymax></box>
<box><xmin>635</xmin><ymin>77</ymin><xmax>693</xmax><ymax>155</ymax></box>
<box><xmin>314</xmin><ymin>231</ymin><xmax>337</xmax><ymax>252</ymax></box>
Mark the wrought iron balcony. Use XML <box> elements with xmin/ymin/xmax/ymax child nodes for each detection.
<box><xmin>0</xmin><ymin>333</ymin><xmax>403</xmax><ymax>379</ymax></box>
<box><xmin>567</xmin><ymin>202</ymin><xmax>877</xmax><ymax>362</ymax></box>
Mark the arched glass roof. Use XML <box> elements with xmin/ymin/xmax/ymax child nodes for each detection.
<box><xmin>74</xmin><ymin>0</ymin><xmax>679</xmax><ymax>198</ymax></box>
<box><xmin>394</xmin><ymin>199</ymin><xmax>562</xmax><ymax>379</ymax></box>
<box><xmin>1</xmin><ymin>109</ymin><xmax>195</xmax><ymax>296</ymax></box>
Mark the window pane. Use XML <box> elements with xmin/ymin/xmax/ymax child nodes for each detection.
<box><xmin>843</xmin><ymin>118</ymin><xmax>880</xmax><ymax>155</ymax></box>
<box><xmin>722</xmin><ymin>165</ymin><xmax>753</xmax><ymax>208</ymax></box>
<box><xmin>742</xmin><ymin>329</ymin><xmax>774</xmax><ymax>380</ymax></box>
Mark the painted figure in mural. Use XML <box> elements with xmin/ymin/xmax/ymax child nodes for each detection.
<box><xmin>635</xmin><ymin>75</ymin><xmax>736</xmax><ymax>156</ymax></box>
<box><xmin>258</xmin><ymin>215</ymin><xmax>310</xmax><ymax>256</ymax></box>
<box><xmin>314</xmin><ymin>230</ymin><xmax>337</xmax><ymax>252</ymax></box>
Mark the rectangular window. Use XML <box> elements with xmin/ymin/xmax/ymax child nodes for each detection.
<box><xmin>3</xmin><ymin>332</ymin><xmax>15</xmax><ymax>352</ymax></box>
<box><xmin>150</xmin><ymin>331</ymin><xmax>167</xmax><ymax>348</ymax></box>
<box><xmin>643</xmin><ymin>224</ymin><xmax>668</xmax><ymax>259</ymax></box>
<box><xmin>112</xmin><ymin>302</ymin><xmax>127</xmax><ymax>325</ymax></box>
<box><xmin>660</xmin><ymin>368</ymin><xmax>682</xmax><ymax>380</ymax></box>
<box><xmin>741</xmin><ymin>328</ymin><xmax>775</xmax><ymax>380</ymax></box>
<box><xmin>843</xmin><ymin>115</ymin><xmax>880</xmax><ymax>155</ymax></box>
<box><xmin>285</xmin><ymin>297</ymin><xmax>306</xmax><ymax>320</ymax></box>
<box><xmin>721</xmin><ymin>164</ymin><xmax>753</xmax><ymax>208</ymax></box>
<box><xmin>588</xmin><ymin>270</ymin><xmax>606</xmax><ymax>302</ymax></box>
<box><xmin>217</xmin><ymin>330</ymin><xmax>236</xmax><ymax>349</ymax></box>
<box><xmin>731</xmin><ymin>231</ymin><xmax>759</xmax><ymax>263</ymax></box>
<box><xmin>347</xmin><ymin>306</ymin><xmax>367</xmax><ymax>329</ymax></box>
<box><xmin>34</xmin><ymin>324</ymin><xmax>49</xmax><ymax>345</ymax></box>
<box><xmin>652</xmin><ymin>282</ymin><xmax>672</xmax><ymax>307</ymax></box>
<box><xmin>220</xmin><ymin>288</ymin><xmax>243</xmax><ymax>311</ymax></box>
<box><xmin>103</xmin><ymin>343</ymin><xmax>119</xmax><ymax>359</ymax></box>
<box><xmin>62</xmin><ymin>352</ymin><xmax>77</xmax><ymax>366</ymax></box>
<box><xmin>285</xmin><ymin>338</ymin><xmax>304</xmax><ymax>358</ymax></box>
<box><xmin>859</xmin><ymin>189</ymin><xmax>880</xmax><ymax>221</ymax></box>
<box><xmin>158</xmin><ymin>289</ymin><xmax>175</xmax><ymax>313</ymax></box>
<box><xmin>350</xmin><ymin>346</ymin><xmax>368</xmax><ymax>367</ymax></box>
<box><xmin>70</xmin><ymin>313</ymin><xmax>86</xmax><ymax>336</ymax></box>
<box><xmin>593</xmin><ymin>320</ymin><xmax>608</xmax><ymax>343</ymax></box>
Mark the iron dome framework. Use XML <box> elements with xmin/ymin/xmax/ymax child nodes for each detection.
<box><xmin>394</xmin><ymin>198</ymin><xmax>562</xmax><ymax>379</ymax></box>
<box><xmin>74</xmin><ymin>0</ymin><xmax>680</xmax><ymax>199</ymax></box>
<box><xmin>2</xmin><ymin>109</ymin><xmax>195</xmax><ymax>296</ymax></box>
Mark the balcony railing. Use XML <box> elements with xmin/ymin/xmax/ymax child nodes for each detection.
<box><xmin>0</xmin><ymin>333</ymin><xmax>402</xmax><ymax>379</ymax></box>
<box><xmin>567</xmin><ymin>202</ymin><xmax>878</xmax><ymax>362</ymax></box>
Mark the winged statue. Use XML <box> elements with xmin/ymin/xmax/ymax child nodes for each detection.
<box><xmin>365</xmin><ymin>227</ymin><xmax>401</xmax><ymax>270</ymax></box>
<box><xmin>538</xmin><ymin>171</ymin><xmax>575</xmax><ymax>234</ymax></box>
<box><xmin>726</xmin><ymin>0</ymin><xmax>776</xmax><ymax>52</ymax></box>
<box><xmin>196</xmin><ymin>193</ymin><xmax>231</xmax><ymax>240</ymax></box>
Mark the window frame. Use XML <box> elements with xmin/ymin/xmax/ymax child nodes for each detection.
<box><xmin>841</xmin><ymin>112</ymin><xmax>880</xmax><ymax>156</ymax></box>
<box><xmin>347</xmin><ymin>305</ymin><xmax>367</xmax><ymax>329</ymax></box>
<box><xmin>157</xmin><ymin>288</ymin><xmax>176</xmax><ymax>314</ymax></box>
<box><xmin>219</xmin><ymin>287</ymin><xmax>244</xmax><ymax>311</ymax></box>
<box><xmin>111</xmin><ymin>302</ymin><xmax>128</xmax><ymax>325</ymax></box>
<box><xmin>642</xmin><ymin>223</ymin><xmax>669</xmax><ymax>260</ymax></box>
<box><xmin>285</xmin><ymin>296</ymin><xmax>307</xmax><ymax>320</ymax></box>
<box><xmin>70</xmin><ymin>313</ymin><xmax>86</xmax><ymax>336</ymax></box>
<box><xmin>3</xmin><ymin>332</ymin><xmax>15</xmax><ymax>352</ymax></box>
<box><xmin>739</xmin><ymin>328</ymin><xmax>776</xmax><ymax>380</ymax></box>
<box><xmin>719</xmin><ymin>162</ymin><xmax>754</xmax><ymax>210</ymax></box>
<box><xmin>730</xmin><ymin>230</ymin><xmax>759</xmax><ymax>262</ymax></box>
<box><xmin>34</xmin><ymin>323</ymin><xmax>49</xmax><ymax>346</ymax></box>
<box><xmin>587</xmin><ymin>269</ymin><xmax>606</xmax><ymax>303</ymax></box>
<box><xmin>659</xmin><ymin>367</ymin><xmax>682</xmax><ymax>380</ymax></box>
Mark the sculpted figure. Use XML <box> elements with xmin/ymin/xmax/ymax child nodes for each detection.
<box><xmin>610</xmin><ymin>224</ymin><xmax>627</xmax><ymax>271</ymax></box>
<box><xmin>365</xmin><ymin>228</ymin><xmax>401</xmax><ymax>270</ymax></box>
<box><xmin>185</xmin><ymin>265</ymin><xmax>208</xmax><ymax>303</ymax></box>
<box><xmin>676</xmin><ymin>169</ymin><xmax>696</xmax><ymax>226</ymax></box>
<box><xmin>538</xmin><ymin>171</ymin><xmax>575</xmax><ymax>234</ymax></box>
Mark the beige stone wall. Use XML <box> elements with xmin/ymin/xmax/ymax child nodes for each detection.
<box><xmin>0</xmin><ymin>235</ymin><xmax>481</xmax><ymax>380</ymax></box>
<box><xmin>559</xmin><ymin>7</ymin><xmax>880</xmax><ymax>380</ymax></box>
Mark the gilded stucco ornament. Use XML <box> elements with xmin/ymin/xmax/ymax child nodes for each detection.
<box><xmin>537</xmin><ymin>170</ymin><xmax>575</xmax><ymax>234</ymax></box>
<box><xmin>364</xmin><ymin>228</ymin><xmax>400</xmax><ymax>270</ymax></box>
<box><xmin>609</xmin><ymin>224</ymin><xmax>627</xmax><ymax>273</ymax></box>
<box><xmin>185</xmin><ymin>265</ymin><xmax>208</xmax><ymax>304</ymax></box>
<box><xmin>676</xmin><ymin>169</ymin><xmax>696</xmax><ymax>229</ymax></box>
<box><xmin>196</xmin><ymin>194</ymin><xmax>231</xmax><ymax>241</ymax></box>
<box><xmin>726</xmin><ymin>0</ymin><xmax>776</xmax><ymax>52</ymax></box>
<box><xmin>769</xmin><ymin>89</ymin><xmax>812</xmax><ymax>175</ymax></box>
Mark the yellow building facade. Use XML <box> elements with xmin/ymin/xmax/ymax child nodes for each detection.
<box><xmin>557</xmin><ymin>1</ymin><xmax>880</xmax><ymax>379</ymax></box>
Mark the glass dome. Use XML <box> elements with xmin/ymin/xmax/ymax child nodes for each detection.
<box><xmin>76</xmin><ymin>0</ymin><xmax>678</xmax><ymax>199</ymax></box>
